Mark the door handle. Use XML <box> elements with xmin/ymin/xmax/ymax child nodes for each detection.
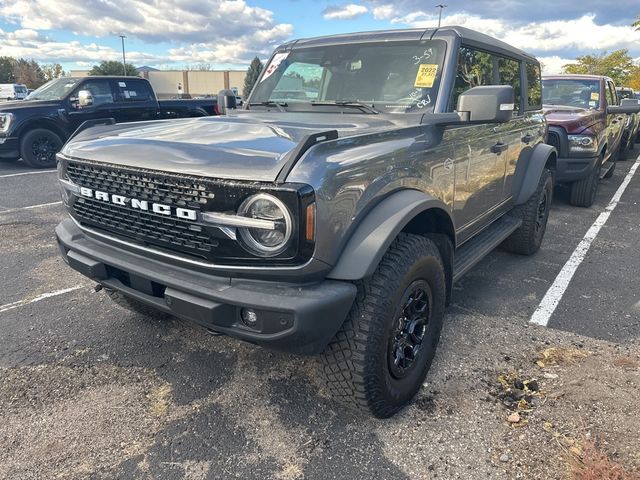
<box><xmin>521</xmin><ymin>134</ymin><xmax>534</xmax><ymax>144</ymax></box>
<box><xmin>491</xmin><ymin>142</ymin><xmax>509</xmax><ymax>154</ymax></box>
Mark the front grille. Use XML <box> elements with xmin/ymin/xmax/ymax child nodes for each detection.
<box><xmin>66</xmin><ymin>161</ymin><xmax>215</xmax><ymax>209</ymax></box>
<box><xmin>73</xmin><ymin>197</ymin><xmax>217</xmax><ymax>257</ymax></box>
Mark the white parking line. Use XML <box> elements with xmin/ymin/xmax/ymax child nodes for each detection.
<box><xmin>0</xmin><ymin>201</ymin><xmax>62</xmax><ymax>214</ymax></box>
<box><xmin>0</xmin><ymin>285</ymin><xmax>85</xmax><ymax>313</ymax></box>
<box><xmin>0</xmin><ymin>169</ymin><xmax>56</xmax><ymax>178</ymax></box>
<box><xmin>530</xmin><ymin>158</ymin><xmax>640</xmax><ymax>326</ymax></box>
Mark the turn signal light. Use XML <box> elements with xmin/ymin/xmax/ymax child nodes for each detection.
<box><xmin>305</xmin><ymin>203</ymin><xmax>316</xmax><ymax>242</ymax></box>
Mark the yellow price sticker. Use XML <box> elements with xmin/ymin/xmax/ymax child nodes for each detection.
<box><xmin>414</xmin><ymin>64</ymin><xmax>438</xmax><ymax>88</ymax></box>
<box><xmin>590</xmin><ymin>92</ymin><xmax>599</xmax><ymax>101</ymax></box>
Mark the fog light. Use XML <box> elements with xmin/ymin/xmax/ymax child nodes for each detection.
<box><xmin>241</xmin><ymin>308</ymin><xmax>259</xmax><ymax>327</ymax></box>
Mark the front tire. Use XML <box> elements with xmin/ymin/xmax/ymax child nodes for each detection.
<box><xmin>20</xmin><ymin>128</ymin><xmax>63</xmax><ymax>168</ymax></box>
<box><xmin>569</xmin><ymin>155</ymin><xmax>601</xmax><ymax>207</ymax></box>
<box><xmin>320</xmin><ymin>234</ymin><xmax>446</xmax><ymax>418</ymax></box>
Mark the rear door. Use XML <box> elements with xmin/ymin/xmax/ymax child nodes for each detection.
<box><xmin>110</xmin><ymin>79</ymin><xmax>159</xmax><ymax>124</ymax></box>
<box><xmin>605</xmin><ymin>80</ymin><xmax>623</xmax><ymax>156</ymax></box>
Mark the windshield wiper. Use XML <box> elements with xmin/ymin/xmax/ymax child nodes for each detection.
<box><xmin>311</xmin><ymin>100</ymin><xmax>380</xmax><ymax>114</ymax></box>
<box><xmin>248</xmin><ymin>101</ymin><xmax>288</xmax><ymax>112</ymax></box>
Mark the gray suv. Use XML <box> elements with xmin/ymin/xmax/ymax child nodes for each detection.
<box><xmin>55</xmin><ymin>27</ymin><xmax>556</xmax><ymax>417</ymax></box>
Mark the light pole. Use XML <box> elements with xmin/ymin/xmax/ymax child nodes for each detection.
<box><xmin>435</xmin><ymin>4</ymin><xmax>447</xmax><ymax>28</ymax></box>
<box><xmin>119</xmin><ymin>35</ymin><xmax>127</xmax><ymax>76</ymax></box>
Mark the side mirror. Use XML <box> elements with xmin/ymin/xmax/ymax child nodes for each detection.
<box><xmin>456</xmin><ymin>85</ymin><xmax>514</xmax><ymax>123</ymax></box>
<box><xmin>216</xmin><ymin>89</ymin><xmax>237</xmax><ymax>115</ymax></box>
<box><xmin>77</xmin><ymin>90</ymin><xmax>93</xmax><ymax>107</ymax></box>
<box><xmin>607</xmin><ymin>98</ymin><xmax>640</xmax><ymax>115</ymax></box>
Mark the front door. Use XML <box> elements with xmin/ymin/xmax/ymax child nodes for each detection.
<box><xmin>66</xmin><ymin>79</ymin><xmax>117</xmax><ymax>132</ymax></box>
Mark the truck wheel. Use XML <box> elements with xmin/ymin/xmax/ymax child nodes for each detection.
<box><xmin>569</xmin><ymin>156</ymin><xmax>601</xmax><ymax>208</ymax></box>
<box><xmin>105</xmin><ymin>288</ymin><xmax>171</xmax><ymax>320</ymax></box>
<box><xmin>20</xmin><ymin>128</ymin><xmax>63</xmax><ymax>168</ymax></box>
<box><xmin>320</xmin><ymin>234</ymin><xmax>446</xmax><ymax>418</ymax></box>
<box><xmin>502</xmin><ymin>168</ymin><xmax>553</xmax><ymax>255</ymax></box>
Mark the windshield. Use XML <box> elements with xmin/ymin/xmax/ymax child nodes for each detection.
<box><xmin>26</xmin><ymin>78</ymin><xmax>81</xmax><ymax>101</ymax></box>
<box><xmin>15</xmin><ymin>85</ymin><xmax>27</xmax><ymax>94</ymax></box>
<box><xmin>542</xmin><ymin>79</ymin><xmax>600</xmax><ymax>109</ymax></box>
<box><xmin>250</xmin><ymin>40</ymin><xmax>446</xmax><ymax>114</ymax></box>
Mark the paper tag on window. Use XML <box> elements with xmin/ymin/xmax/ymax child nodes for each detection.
<box><xmin>414</xmin><ymin>64</ymin><xmax>438</xmax><ymax>88</ymax></box>
<box><xmin>129</xmin><ymin>91</ymin><xmax>137</xmax><ymax>96</ymax></box>
<box><xmin>261</xmin><ymin>52</ymin><xmax>289</xmax><ymax>82</ymax></box>
<box><xmin>119</xmin><ymin>82</ymin><xmax>127</xmax><ymax>87</ymax></box>
<box><xmin>123</xmin><ymin>90</ymin><xmax>130</xmax><ymax>98</ymax></box>
<box><xmin>590</xmin><ymin>92</ymin><xmax>599</xmax><ymax>101</ymax></box>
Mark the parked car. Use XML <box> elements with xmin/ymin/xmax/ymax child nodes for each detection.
<box><xmin>542</xmin><ymin>75</ymin><xmax>640</xmax><ymax>207</ymax></box>
<box><xmin>56</xmin><ymin>26</ymin><xmax>556</xmax><ymax>417</ymax></box>
<box><xmin>0</xmin><ymin>76</ymin><xmax>217</xmax><ymax>168</ymax></box>
<box><xmin>0</xmin><ymin>83</ymin><xmax>29</xmax><ymax>101</ymax></box>
<box><xmin>616</xmin><ymin>86</ymin><xmax>640</xmax><ymax>149</ymax></box>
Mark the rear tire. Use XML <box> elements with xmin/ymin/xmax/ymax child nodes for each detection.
<box><xmin>105</xmin><ymin>288</ymin><xmax>172</xmax><ymax>320</ymax></box>
<box><xmin>502</xmin><ymin>168</ymin><xmax>553</xmax><ymax>255</ymax></box>
<box><xmin>569</xmin><ymin>155</ymin><xmax>601</xmax><ymax>207</ymax></box>
<box><xmin>320</xmin><ymin>234</ymin><xmax>446</xmax><ymax>418</ymax></box>
<box><xmin>20</xmin><ymin>128</ymin><xmax>63</xmax><ymax>168</ymax></box>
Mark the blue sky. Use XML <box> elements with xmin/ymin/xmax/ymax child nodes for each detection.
<box><xmin>0</xmin><ymin>0</ymin><xmax>638</xmax><ymax>73</ymax></box>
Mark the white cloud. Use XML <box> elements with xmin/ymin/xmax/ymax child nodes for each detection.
<box><xmin>0</xmin><ymin>0</ymin><xmax>293</xmax><ymax>64</ymax></box>
<box><xmin>373</xmin><ymin>7</ymin><xmax>640</xmax><ymax>55</ymax></box>
<box><xmin>537</xmin><ymin>56</ymin><xmax>575</xmax><ymax>74</ymax></box>
<box><xmin>323</xmin><ymin>4</ymin><xmax>369</xmax><ymax>20</ymax></box>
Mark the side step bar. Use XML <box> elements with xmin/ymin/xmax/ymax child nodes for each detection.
<box><xmin>600</xmin><ymin>159</ymin><xmax>616</xmax><ymax>180</ymax></box>
<box><xmin>452</xmin><ymin>215</ymin><xmax>522</xmax><ymax>283</ymax></box>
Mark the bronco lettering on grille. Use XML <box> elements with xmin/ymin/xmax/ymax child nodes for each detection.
<box><xmin>79</xmin><ymin>187</ymin><xmax>198</xmax><ymax>221</ymax></box>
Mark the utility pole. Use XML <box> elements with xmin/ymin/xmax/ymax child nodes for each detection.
<box><xmin>435</xmin><ymin>4</ymin><xmax>447</xmax><ymax>28</ymax></box>
<box><xmin>119</xmin><ymin>35</ymin><xmax>127</xmax><ymax>76</ymax></box>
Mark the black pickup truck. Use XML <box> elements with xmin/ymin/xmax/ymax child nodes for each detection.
<box><xmin>0</xmin><ymin>76</ymin><xmax>217</xmax><ymax>168</ymax></box>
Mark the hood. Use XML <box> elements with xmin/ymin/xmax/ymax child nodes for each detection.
<box><xmin>0</xmin><ymin>99</ymin><xmax>61</xmax><ymax>112</ymax></box>
<box><xmin>542</xmin><ymin>104</ymin><xmax>602</xmax><ymax>133</ymax></box>
<box><xmin>62</xmin><ymin>112</ymin><xmax>407</xmax><ymax>182</ymax></box>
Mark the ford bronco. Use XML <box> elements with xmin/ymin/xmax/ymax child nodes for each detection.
<box><xmin>56</xmin><ymin>27</ymin><xmax>556</xmax><ymax>417</ymax></box>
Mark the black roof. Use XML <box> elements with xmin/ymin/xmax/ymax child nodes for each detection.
<box><xmin>279</xmin><ymin>26</ymin><xmax>538</xmax><ymax>64</ymax></box>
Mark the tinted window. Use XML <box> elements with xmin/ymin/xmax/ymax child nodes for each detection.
<box><xmin>526</xmin><ymin>63</ymin><xmax>542</xmax><ymax>108</ymax></box>
<box><xmin>116</xmin><ymin>80</ymin><xmax>153</xmax><ymax>102</ymax></box>
<box><xmin>80</xmin><ymin>80</ymin><xmax>114</xmax><ymax>106</ymax></box>
<box><xmin>251</xmin><ymin>40</ymin><xmax>447</xmax><ymax>114</ymax></box>
<box><xmin>451</xmin><ymin>46</ymin><xmax>521</xmax><ymax>113</ymax></box>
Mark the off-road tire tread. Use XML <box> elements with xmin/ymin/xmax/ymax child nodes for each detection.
<box><xmin>569</xmin><ymin>158</ymin><xmax>600</xmax><ymax>207</ymax></box>
<box><xmin>320</xmin><ymin>234</ymin><xmax>445</xmax><ymax>418</ymax></box>
<box><xmin>502</xmin><ymin>168</ymin><xmax>553</xmax><ymax>255</ymax></box>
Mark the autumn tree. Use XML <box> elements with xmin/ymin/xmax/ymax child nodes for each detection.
<box><xmin>563</xmin><ymin>50</ymin><xmax>639</xmax><ymax>86</ymax></box>
<box><xmin>243</xmin><ymin>56</ymin><xmax>263</xmax><ymax>98</ymax></box>
<box><xmin>89</xmin><ymin>60</ymin><xmax>138</xmax><ymax>76</ymax></box>
<box><xmin>12</xmin><ymin>59</ymin><xmax>46</xmax><ymax>88</ymax></box>
<box><xmin>41</xmin><ymin>63</ymin><xmax>66</xmax><ymax>82</ymax></box>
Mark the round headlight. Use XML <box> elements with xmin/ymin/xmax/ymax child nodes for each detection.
<box><xmin>237</xmin><ymin>194</ymin><xmax>293</xmax><ymax>256</ymax></box>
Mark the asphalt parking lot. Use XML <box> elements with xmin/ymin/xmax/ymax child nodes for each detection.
<box><xmin>1</xmin><ymin>155</ymin><xmax>639</xmax><ymax>479</ymax></box>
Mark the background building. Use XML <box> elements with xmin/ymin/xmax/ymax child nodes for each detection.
<box><xmin>68</xmin><ymin>69</ymin><xmax>247</xmax><ymax>98</ymax></box>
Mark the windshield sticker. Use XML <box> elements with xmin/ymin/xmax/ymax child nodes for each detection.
<box><xmin>118</xmin><ymin>82</ymin><xmax>127</xmax><ymax>87</ymax></box>
<box><xmin>590</xmin><ymin>92</ymin><xmax>599</xmax><ymax>101</ymax></box>
<box><xmin>261</xmin><ymin>52</ymin><xmax>289</xmax><ymax>82</ymax></box>
<box><xmin>416</xmin><ymin>94</ymin><xmax>432</xmax><ymax>109</ymax></box>
<box><xmin>414</xmin><ymin>64</ymin><xmax>438</xmax><ymax>88</ymax></box>
<box><xmin>589</xmin><ymin>101</ymin><xmax>597</xmax><ymax>107</ymax></box>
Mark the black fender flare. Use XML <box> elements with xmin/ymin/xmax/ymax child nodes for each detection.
<box><xmin>512</xmin><ymin>143</ymin><xmax>556</xmax><ymax>205</ymax></box>
<box><xmin>327</xmin><ymin>189</ymin><xmax>455</xmax><ymax>281</ymax></box>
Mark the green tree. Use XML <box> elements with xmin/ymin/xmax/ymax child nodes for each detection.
<box><xmin>563</xmin><ymin>50</ymin><xmax>637</xmax><ymax>86</ymax></box>
<box><xmin>0</xmin><ymin>56</ymin><xmax>16</xmax><ymax>83</ymax></box>
<box><xmin>41</xmin><ymin>63</ymin><xmax>66</xmax><ymax>82</ymax></box>
<box><xmin>13</xmin><ymin>59</ymin><xmax>45</xmax><ymax>88</ymax></box>
<box><xmin>89</xmin><ymin>60</ymin><xmax>138</xmax><ymax>76</ymax></box>
<box><xmin>243</xmin><ymin>56</ymin><xmax>263</xmax><ymax>98</ymax></box>
<box><xmin>633</xmin><ymin>15</ymin><xmax>640</xmax><ymax>30</ymax></box>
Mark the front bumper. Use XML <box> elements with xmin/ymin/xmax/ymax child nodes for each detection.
<box><xmin>0</xmin><ymin>136</ymin><xmax>20</xmax><ymax>158</ymax></box>
<box><xmin>555</xmin><ymin>155</ymin><xmax>599</xmax><ymax>183</ymax></box>
<box><xmin>56</xmin><ymin>218</ymin><xmax>356</xmax><ymax>355</ymax></box>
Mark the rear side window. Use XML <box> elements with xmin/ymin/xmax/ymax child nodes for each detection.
<box><xmin>115</xmin><ymin>80</ymin><xmax>153</xmax><ymax>102</ymax></box>
<box><xmin>451</xmin><ymin>46</ymin><xmax>522</xmax><ymax>114</ymax></box>
<box><xmin>526</xmin><ymin>63</ymin><xmax>542</xmax><ymax>109</ymax></box>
